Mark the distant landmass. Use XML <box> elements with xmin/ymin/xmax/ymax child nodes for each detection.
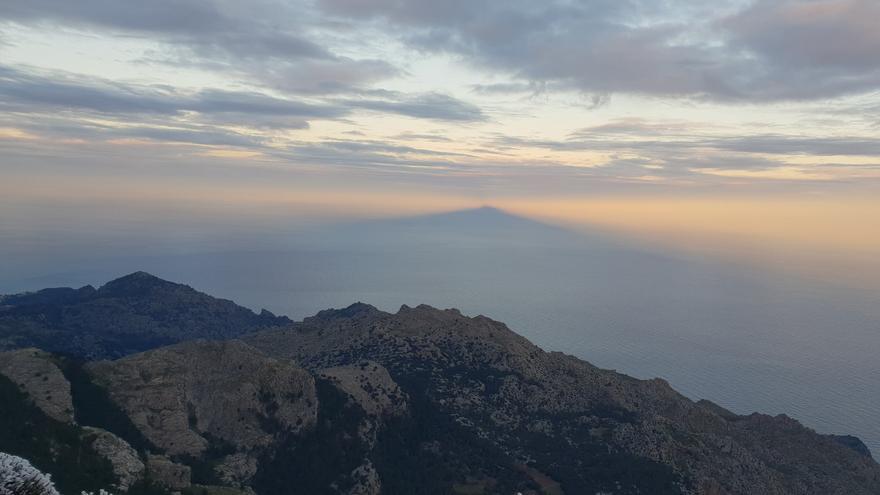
<box><xmin>0</xmin><ymin>271</ymin><xmax>289</xmax><ymax>359</ymax></box>
<box><xmin>0</xmin><ymin>273</ymin><xmax>878</xmax><ymax>495</ymax></box>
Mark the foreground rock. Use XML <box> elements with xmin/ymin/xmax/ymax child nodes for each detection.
<box><xmin>246</xmin><ymin>302</ymin><xmax>880</xmax><ymax>495</ymax></box>
<box><xmin>87</xmin><ymin>340</ymin><xmax>317</xmax><ymax>458</ymax></box>
<box><xmin>82</xmin><ymin>427</ymin><xmax>145</xmax><ymax>491</ymax></box>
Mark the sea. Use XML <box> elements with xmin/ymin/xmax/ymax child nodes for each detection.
<box><xmin>2</xmin><ymin>206</ymin><xmax>878</xmax><ymax>455</ymax></box>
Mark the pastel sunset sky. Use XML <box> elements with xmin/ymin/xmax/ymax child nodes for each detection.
<box><xmin>2</xmin><ymin>0</ymin><xmax>879</xmax><ymax>285</ymax></box>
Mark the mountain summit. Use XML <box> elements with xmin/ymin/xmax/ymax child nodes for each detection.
<box><xmin>96</xmin><ymin>271</ymin><xmax>179</xmax><ymax>297</ymax></box>
<box><xmin>0</xmin><ymin>272</ymin><xmax>290</xmax><ymax>359</ymax></box>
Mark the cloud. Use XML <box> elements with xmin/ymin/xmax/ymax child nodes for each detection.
<box><xmin>318</xmin><ymin>0</ymin><xmax>880</xmax><ymax>102</ymax></box>
<box><xmin>714</xmin><ymin>135</ymin><xmax>880</xmax><ymax>157</ymax></box>
<box><xmin>484</xmin><ymin>116</ymin><xmax>880</xmax><ymax>181</ymax></box>
<box><xmin>0</xmin><ymin>65</ymin><xmax>487</xmax><ymax>159</ymax></box>
<box><xmin>114</xmin><ymin>126</ymin><xmax>264</xmax><ymax>148</ymax></box>
<box><xmin>570</xmin><ymin>118</ymin><xmax>716</xmax><ymax>138</ymax></box>
<box><xmin>0</xmin><ymin>0</ymin><xmax>327</xmax><ymax>57</ymax></box>
<box><xmin>253</xmin><ymin>58</ymin><xmax>401</xmax><ymax>95</ymax></box>
<box><xmin>13</xmin><ymin>0</ymin><xmax>879</xmax><ymax>103</ymax></box>
<box><xmin>726</xmin><ymin>0</ymin><xmax>880</xmax><ymax>72</ymax></box>
<box><xmin>722</xmin><ymin>0</ymin><xmax>880</xmax><ymax>99</ymax></box>
<box><xmin>0</xmin><ymin>64</ymin><xmax>488</xmax><ymax>134</ymax></box>
<box><xmin>346</xmin><ymin>92</ymin><xmax>486</xmax><ymax>122</ymax></box>
<box><xmin>2</xmin><ymin>1</ymin><xmax>878</xmax><ymax>191</ymax></box>
<box><xmin>0</xmin><ymin>65</ymin><xmax>345</xmax><ymax>121</ymax></box>
<box><xmin>0</xmin><ymin>0</ymin><xmax>401</xmax><ymax>98</ymax></box>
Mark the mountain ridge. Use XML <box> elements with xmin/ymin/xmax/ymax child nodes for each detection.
<box><xmin>0</xmin><ymin>272</ymin><xmax>290</xmax><ymax>360</ymax></box>
<box><xmin>0</xmin><ymin>273</ymin><xmax>877</xmax><ymax>495</ymax></box>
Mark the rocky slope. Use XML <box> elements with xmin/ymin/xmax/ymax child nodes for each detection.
<box><xmin>246</xmin><ymin>302</ymin><xmax>880</xmax><ymax>495</ymax></box>
<box><xmin>87</xmin><ymin>340</ymin><xmax>317</xmax><ymax>458</ymax></box>
<box><xmin>0</xmin><ymin>272</ymin><xmax>289</xmax><ymax>359</ymax></box>
<box><xmin>0</xmin><ymin>273</ymin><xmax>877</xmax><ymax>495</ymax></box>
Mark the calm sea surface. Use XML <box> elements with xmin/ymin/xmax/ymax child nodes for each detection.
<box><xmin>3</xmin><ymin>208</ymin><xmax>878</xmax><ymax>455</ymax></box>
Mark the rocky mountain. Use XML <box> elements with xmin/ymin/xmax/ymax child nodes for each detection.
<box><xmin>0</xmin><ymin>273</ymin><xmax>878</xmax><ymax>495</ymax></box>
<box><xmin>0</xmin><ymin>272</ymin><xmax>289</xmax><ymax>360</ymax></box>
<box><xmin>245</xmin><ymin>303</ymin><xmax>880</xmax><ymax>495</ymax></box>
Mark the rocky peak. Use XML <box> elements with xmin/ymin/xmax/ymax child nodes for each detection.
<box><xmin>305</xmin><ymin>302</ymin><xmax>384</xmax><ymax>324</ymax></box>
<box><xmin>0</xmin><ymin>273</ymin><xmax>292</xmax><ymax>359</ymax></box>
<box><xmin>96</xmin><ymin>271</ymin><xmax>183</xmax><ymax>298</ymax></box>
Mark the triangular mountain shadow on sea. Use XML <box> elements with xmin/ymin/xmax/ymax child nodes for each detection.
<box><xmin>299</xmin><ymin>205</ymin><xmax>609</xmax><ymax>249</ymax></box>
<box><xmin>376</xmin><ymin>206</ymin><xmax>566</xmax><ymax>233</ymax></box>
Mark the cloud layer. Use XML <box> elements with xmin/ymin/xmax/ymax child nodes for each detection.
<box><xmin>1</xmin><ymin>0</ymin><xmax>879</xmax><ymax>192</ymax></box>
<box><xmin>319</xmin><ymin>0</ymin><xmax>880</xmax><ymax>101</ymax></box>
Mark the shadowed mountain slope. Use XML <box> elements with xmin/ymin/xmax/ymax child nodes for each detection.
<box><xmin>0</xmin><ymin>271</ymin><xmax>290</xmax><ymax>359</ymax></box>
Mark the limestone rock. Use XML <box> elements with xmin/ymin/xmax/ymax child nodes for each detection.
<box><xmin>82</xmin><ymin>426</ymin><xmax>145</xmax><ymax>491</ymax></box>
<box><xmin>214</xmin><ymin>453</ymin><xmax>258</xmax><ymax>488</ymax></box>
<box><xmin>87</xmin><ymin>340</ymin><xmax>317</xmax><ymax>457</ymax></box>
<box><xmin>320</xmin><ymin>361</ymin><xmax>407</xmax><ymax>419</ymax></box>
<box><xmin>247</xmin><ymin>302</ymin><xmax>880</xmax><ymax>495</ymax></box>
<box><xmin>0</xmin><ymin>348</ymin><xmax>74</xmax><ymax>423</ymax></box>
<box><xmin>146</xmin><ymin>454</ymin><xmax>191</xmax><ymax>491</ymax></box>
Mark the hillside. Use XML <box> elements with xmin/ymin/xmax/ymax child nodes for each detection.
<box><xmin>0</xmin><ymin>273</ymin><xmax>877</xmax><ymax>495</ymax></box>
<box><xmin>0</xmin><ymin>272</ymin><xmax>289</xmax><ymax>359</ymax></box>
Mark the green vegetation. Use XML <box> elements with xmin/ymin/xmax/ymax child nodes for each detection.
<box><xmin>251</xmin><ymin>378</ymin><xmax>368</xmax><ymax>495</ymax></box>
<box><xmin>510</xmin><ymin>417</ymin><xmax>683</xmax><ymax>494</ymax></box>
<box><xmin>373</xmin><ymin>369</ymin><xmax>537</xmax><ymax>495</ymax></box>
<box><xmin>126</xmin><ymin>477</ymin><xmax>174</xmax><ymax>495</ymax></box>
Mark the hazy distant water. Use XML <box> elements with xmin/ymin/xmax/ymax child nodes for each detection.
<box><xmin>2</xmin><ymin>208</ymin><xmax>878</xmax><ymax>455</ymax></box>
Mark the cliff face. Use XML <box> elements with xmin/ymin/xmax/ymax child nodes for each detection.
<box><xmin>0</xmin><ymin>348</ymin><xmax>74</xmax><ymax>423</ymax></box>
<box><xmin>0</xmin><ymin>274</ymin><xmax>878</xmax><ymax>495</ymax></box>
<box><xmin>87</xmin><ymin>340</ymin><xmax>318</xmax><ymax>457</ymax></box>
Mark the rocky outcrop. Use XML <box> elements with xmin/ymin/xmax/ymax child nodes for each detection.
<box><xmin>0</xmin><ymin>348</ymin><xmax>74</xmax><ymax>423</ymax></box>
<box><xmin>320</xmin><ymin>361</ymin><xmax>408</xmax><ymax>419</ymax></box>
<box><xmin>215</xmin><ymin>453</ymin><xmax>259</xmax><ymax>488</ymax></box>
<box><xmin>82</xmin><ymin>427</ymin><xmax>145</xmax><ymax>491</ymax></box>
<box><xmin>348</xmin><ymin>460</ymin><xmax>381</xmax><ymax>495</ymax></box>
<box><xmin>247</xmin><ymin>302</ymin><xmax>880</xmax><ymax>495</ymax></box>
<box><xmin>86</xmin><ymin>340</ymin><xmax>317</xmax><ymax>457</ymax></box>
<box><xmin>146</xmin><ymin>454</ymin><xmax>191</xmax><ymax>491</ymax></box>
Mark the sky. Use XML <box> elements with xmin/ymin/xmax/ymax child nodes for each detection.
<box><xmin>1</xmin><ymin>0</ymin><xmax>879</xmax><ymax>286</ymax></box>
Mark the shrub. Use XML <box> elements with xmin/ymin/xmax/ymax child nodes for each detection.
<box><xmin>0</xmin><ymin>452</ymin><xmax>60</xmax><ymax>495</ymax></box>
